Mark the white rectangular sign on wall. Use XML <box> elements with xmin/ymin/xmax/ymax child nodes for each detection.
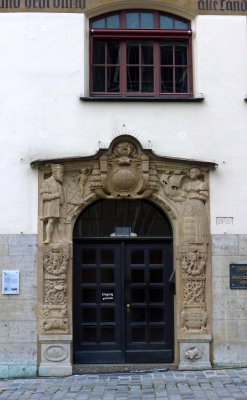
<box><xmin>2</xmin><ymin>270</ymin><xmax>19</xmax><ymax>295</ymax></box>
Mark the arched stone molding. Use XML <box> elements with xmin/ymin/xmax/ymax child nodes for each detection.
<box><xmin>33</xmin><ymin>135</ymin><xmax>216</xmax><ymax>376</ymax></box>
<box><xmin>85</xmin><ymin>0</ymin><xmax>195</xmax><ymax>20</ymax></box>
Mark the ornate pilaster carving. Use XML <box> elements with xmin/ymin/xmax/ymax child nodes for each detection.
<box><xmin>180</xmin><ymin>245</ymin><xmax>208</xmax><ymax>332</ymax></box>
<box><xmin>42</xmin><ymin>244</ymin><xmax>70</xmax><ymax>333</ymax></box>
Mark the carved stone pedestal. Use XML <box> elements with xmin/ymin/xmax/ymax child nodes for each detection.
<box><xmin>39</xmin><ymin>335</ymin><xmax>72</xmax><ymax>377</ymax></box>
<box><xmin>178</xmin><ymin>334</ymin><xmax>212</xmax><ymax>370</ymax></box>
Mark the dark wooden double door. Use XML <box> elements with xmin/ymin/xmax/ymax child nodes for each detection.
<box><xmin>73</xmin><ymin>240</ymin><xmax>174</xmax><ymax>364</ymax></box>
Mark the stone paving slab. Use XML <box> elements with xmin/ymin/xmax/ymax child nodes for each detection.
<box><xmin>0</xmin><ymin>369</ymin><xmax>247</xmax><ymax>399</ymax></box>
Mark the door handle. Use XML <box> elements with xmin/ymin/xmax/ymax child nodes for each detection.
<box><xmin>126</xmin><ymin>303</ymin><xmax>131</xmax><ymax>312</ymax></box>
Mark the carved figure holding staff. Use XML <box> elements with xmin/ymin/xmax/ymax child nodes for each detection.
<box><xmin>40</xmin><ymin>164</ymin><xmax>64</xmax><ymax>244</ymax></box>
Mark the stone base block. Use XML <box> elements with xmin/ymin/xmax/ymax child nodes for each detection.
<box><xmin>178</xmin><ymin>334</ymin><xmax>212</xmax><ymax>370</ymax></box>
<box><xmin>39</xmin><ymin>335</ymin><xmax>72</xmax><ymax>377</ymax></box>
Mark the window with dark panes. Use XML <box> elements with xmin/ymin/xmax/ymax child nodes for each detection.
<box><xmin>90</xmin><ymin>10</ymin><xmax>192</xmax><ymax>98</ymax></box>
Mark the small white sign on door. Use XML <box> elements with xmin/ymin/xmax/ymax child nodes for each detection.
<box><xmin>2</xmin><ymin>270</ymin><xmax>20</xmax><ymax>294</ymax></box>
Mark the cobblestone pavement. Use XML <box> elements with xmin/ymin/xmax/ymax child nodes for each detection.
<box><xmin>0</xmin><ymin>369</ymin><xmax>247</xmax><ymax>400</ymax></box>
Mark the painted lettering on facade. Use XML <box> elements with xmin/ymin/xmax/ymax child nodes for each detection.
<box><xmin>198</xmin><ymin>0</ymin><xmax>247</xmax><ymax>11</ymax></box>
<box><xmin>0</xmin><ymin>0</ymin><xmax>246</xmax><ymax>13</ymax></box>
<box><xmin>0</xmin><ymin>0</ymin><xmax>85</xmax><ymax>9</ymax></box>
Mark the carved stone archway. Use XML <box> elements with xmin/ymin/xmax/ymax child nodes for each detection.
<box><xmin>32</xmin><ymin>135</ymin><xmax>216</xmax><ymax>376</ymax></box>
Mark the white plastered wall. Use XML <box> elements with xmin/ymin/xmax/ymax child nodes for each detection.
<box><xmin>0</xmin><ymin>13</ymin><xmax>246</xmax><ymax>234</ymax></box>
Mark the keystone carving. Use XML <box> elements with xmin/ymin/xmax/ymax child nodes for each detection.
<box><xmin>42</xmin><ymin>245</ymin><xmax>69</xmax><ymax>333</ymax></box>
<box><xmin>90</xmin><ymin>141</ymin><xmax>159</xmax><ymax>198</ymax></box>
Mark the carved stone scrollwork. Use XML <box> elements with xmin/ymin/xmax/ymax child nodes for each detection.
<box><xmin>90</xmin><ymin>141</ymin><xmax>159</xmax><ymax>199</ymax></box>
<box><xmin>180</xmin><ymin>245</ymin><xmax>208</xmax><ymax>332</ymax></box>
<box><xmin>42</xmin><ymin>244</ymin><xmax>70</xmax><ymax>333</ymax></box>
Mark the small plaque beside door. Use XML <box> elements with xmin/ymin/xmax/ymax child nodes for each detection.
<box><xmin>230</xmin><ymin>264</ymin><xmax>247</xmax><ymax>289</ymax></box>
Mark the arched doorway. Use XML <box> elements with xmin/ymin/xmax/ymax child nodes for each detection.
<box><xmin>73</xmin><ymin>199</ymin><xmax>174</xmax><ymax>364</ymax></box>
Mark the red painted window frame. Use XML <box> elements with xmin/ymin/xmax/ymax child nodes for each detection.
<box><xmin>90</xmin><ymin>10</ymin><xmax>193</xmax><ymax>98</ymax></box>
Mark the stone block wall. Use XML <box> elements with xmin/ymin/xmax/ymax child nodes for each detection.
<box><xmin>212</xmin><ymin>234</ymin><xmax>247</xmax><ymax>367</ymax></box>
<box><xmin>0</xmin><ymin>235</ymin><xmax>37</xmax><ymax>378</ymax></box>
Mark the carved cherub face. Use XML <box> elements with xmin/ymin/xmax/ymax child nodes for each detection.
<box><xmin>114</xmin><ymin>142</ymin><xmax>135</xmax><ymax>158</ymax></box>
<box><xmin>188</xmin><ymin>168</ymin><xmax>200</xmax><ymax>180</ymax></box>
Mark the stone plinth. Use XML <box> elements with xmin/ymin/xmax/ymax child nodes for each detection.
<box><xmin>178</xmin><ymin>334</ymin><xmax>212</xmax><ymax>370</ymax></box>
<box><xmin>39</xmin><ymin>335</ymin><xmax>72</xmax><ymax>377</ymax></box>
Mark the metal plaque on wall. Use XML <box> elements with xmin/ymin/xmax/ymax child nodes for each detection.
<box><xmin>230</xmin><ymin>264</ymin><xmax>247</xmax><ymax>289</ymax></box>
<box><xmin>2</xmin><ymin>270</ymin><xmax>20</xmax><ymax>294</ymax></box>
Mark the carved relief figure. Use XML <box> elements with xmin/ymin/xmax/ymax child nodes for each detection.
<box><xmin>161</xmin><ymin>167</ymin><xmax>209</xmax><ymax>244</ymax></box>
<box><xmin>65</xmin><ymin>168</ymin><xmax>90</xmax><ymax>223</ymax></box>
<box><xmin>40</xmin><ymin>164</ymin><xmax>64</xmax><ymax>244</ymax></box>
<box><xmin>182</xmin><ymin>167</ymin><xmax>209</xmax><ymax>244</ymax></box>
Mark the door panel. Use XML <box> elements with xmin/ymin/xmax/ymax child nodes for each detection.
<box><xmin>73</xmin><ymin>243</ymin><xmax>123</xmax><ymax>363</ymax></box>
<box><xmin>125</xmin><ymin>243</ymin><xmax>173</xmax><ymax>363</ymax></box>
<box><xmin>73</xmin><ymin>240</ymin><xmax>173</xmax><ymax>364</ymax></box>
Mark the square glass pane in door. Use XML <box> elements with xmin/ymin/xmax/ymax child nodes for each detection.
<box><xmin>131</xmin><ymin>288</ymin><xmax>145</xmax><ymax>303</ymax></box>
<box><xmin>101</xmin><ymin>308</ymin><xmax>115</xmax><ymax>322</ymax></box>
<box><xmin>101</xmin><ymin>269</ymin><xmax>114</xmax><ymax>283</ymax></box>
<box><xmin>82</xmin><ymin>288</ymin><xmax>97</xmax><ymax>303</ymax></box>
<box><xmin>101</xmin><ymin>250</ymin><xmax>114</xmax><ymax>264</ymax></box>
<box><xmin>131</xmin><ymin>308</ymin><xmax>146</xmax><ymax>322</ymax></box>
<box><xmin>149</xmin><ymin>249</ymin><xmax>163</xmax><ymax>264</ymax></box>
<box><xmin>150</xmin><ymin>269</ymin><xmax>163</xmax><ymax>283</ymax></box>
<box><xmin>131</xmin><ymin>250</ymin><xmax>144</xmax><ymax>264</ymax></box>
<box><xmin>131</xmin><ymin>269</ymin><xmax>145</xmax><ymax>282</ymax></box>
<box><xmin>82</xmin><ymin>269</ymin><xmax>96</xmax><ymax>283</ymax></box>
<box><xmin>82</xmin><ymin>250</ymin><xmax>96</xmax><ymax>264</ymax></box>
<box><xmin>82</xmin><ymin>308</ymin><xmax>96</xmax><ymax>323</ymax></box>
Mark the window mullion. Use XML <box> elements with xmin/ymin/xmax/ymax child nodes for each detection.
<box><xmin>154</xmin><ymin>41</ymin><xmax>159</xmax><ymax>96</ymax></box>
<box><xmin>173</xmin><ymin>44</ymin><xmax>176</xmax><ymax>93</ymax></box>
<box><xmin>139</xmin><ymin>42</ymin><xmax>142</xmax><ymax>93</ymax></box>
<box><xmin>121</xmin><ymin>41</ymin><xmax>127</xmax><ymax>96</ymax></box>
<box><xmin>105</xmin><ymin>41</ymin><xmax>108</xmax><ymax>93</ymax></box>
